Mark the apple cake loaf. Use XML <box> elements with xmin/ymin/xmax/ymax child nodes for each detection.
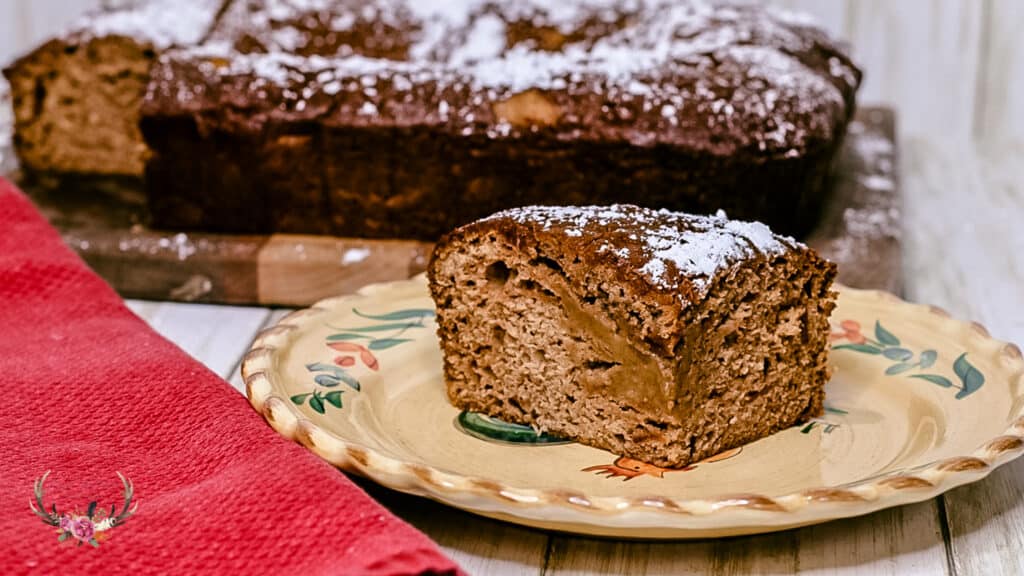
<box><xmin>5</xmin><ymin>0</ymin><xmax>860</xmax><ymax>239</ymax></box>
<box><xmin>428</xmin><ymin>205</ymin><xmax>837</xmax><ymax>467</ymax></box>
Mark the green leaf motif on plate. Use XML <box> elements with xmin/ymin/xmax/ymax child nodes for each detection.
<box><xmin>306</xmin><ymin>362</ymin><xmax>345</xmax><ymax>377</ymax></box>
<box><xmin>885</xmin><ymin>362</ymin><xmax>915</xmax><ymax>375</ymax></box>
<box><xmin>353</xmin><ymin>308</ymin><xmax>435</xmax><ymax>322</ymax></box>
<box><xmin>909</xmin><ymin>374</ymin><xmax>954</xmax><ymax>388</ymax></box>
<box><xmin>307</xmin><ymin>362</ymin><xmax>361</xmax><ymax>391</ymax></box>
<box><xmin>336</xmin><ymin>371</ymin><xmax>362</xmax><ymax>391</ymax></box>
<box><xmin>833</xmin><ymin>343</ymin><xmax>883</xmax><ymax>354</ymax></box>
<box><xmin>953</xmin><ymin>353</ymin><xmax>984</xmax><ymax>399</ymax></box>
<box><xmin>368</xmin><ymin>338</ymin><xmax>413</xmax><ymax>350</ymax></box>
<box><xmin>456</xmin><ymin>411</ymin><xmax>571</xmax><ymax>445</ymax></box>
<box><xmin>324</xmin><ymin>390</ymin><xmax>344</xmax><ymax>408</ymax></box>
<box><xmin>832</xmin><ymin>318</ymin><xmax>985</xmax><ymax>400</ymax></box>
<box><xmin>294</xmin><ymin>308</ymin><xmax>434</xmax><ymax>413</ymax></box>
<box><xmin>314</xmin><ymin>374</ymin><xmax>341</xmax><ymax>387</ymax></box>
<box><xmin>800</xmin><ymin>419</ymin><xmax>842</xmax><ymax>435</ymax></box>
<box><xmin>875</xmin><ymin>321</ymin><xmax>900</xmax><ymax>346</ymax></box>
<box><xmin>326</xmin><ymin>333</ymin><xmax>370</xmax><ymax>341</ymax></box>
<box><xmin>339</xmin><ymin>322</ymin><xmax>424</xmax><ymax>333</ymax></box>
<box><xmin>309</xmin><ymin>395</ymin><xmax>325</xmax><ymax>414</ymax></box>
<box><xmin>883</xmin><ymin>347</ymin><xmax>913</xmax><ymax>361</ymax></box>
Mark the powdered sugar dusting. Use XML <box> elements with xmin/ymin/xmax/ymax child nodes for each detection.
<box><xmin>639</xmin><ymin>210</ymin><xmax>790</xmax><ymax>292</ymax></box>
<box><xmin>487</xmin><ymin>205</ymin><xmax>797</xmax><ymax>300</ymax></box>
<box><xmin>448</xmin><ymin>13</ymin><xmax>506</xmax><ymax>66</ymax></box>
<box><xmin>144</xmin><ymin>0</ymin><xmax>857</xmax><ymax>151</ymax></box>
<box><xmin>72</xmin><ymin>0</ymin><xmax>221</xmax><ymax>48</ymax></box>
<box><xmin>178</xmin><ymin>42</ymin><xmax>446</xmax><ymax>80</ymax></box>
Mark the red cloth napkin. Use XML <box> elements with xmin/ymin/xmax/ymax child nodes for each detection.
<box><xmin>0</xmin><ymin>178</ymin><xmax>461</xmax><ymax>575</ymax></box>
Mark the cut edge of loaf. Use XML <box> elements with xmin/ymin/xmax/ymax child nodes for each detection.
<box><xmin>3</xmin><ymin>36</ymin><xmax>157</xmax><ymax>178</ymax></box>
<box><xmin>429</xmin><ymin>222</ymin><xmax>836</xmax><ymax>468</ymax></box>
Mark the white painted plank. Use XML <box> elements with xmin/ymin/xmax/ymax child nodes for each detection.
<box><xmin>976</xmin><ymin>0</ymin><xmax>1024</xmax><ymax>143</ymax></box>
<box><xmin>943</xmin><ymin>462</ymin><xmax>1024</xmax><ymax>576</ymax></box>
<box><xmin>228</xmin><ymin>308</ymin><xmax>294</xmax><ymax>394</ymax></box>
<box><xmin>790</xmin><ymin>502</ymin><xmax>949</xmax><ymax>575</ymax></box>
<box><xmin>378</xmin><ymin>496</ymin><xmax>548</xmax><ymax>576</ymax></box>
<box><xmin>901</xmin><ymin>139</ymin><xmax>1024</xmax><ymax>344</ymax></box>
<box><xmin>546</xmin><ymin>502</ymin><xmax>947</xmax><ymax>575</ymax></box>
<box><xmin>0</xmin><ymin>3</ymin><xmax>22</xmax><ymax>68</ymax></box>
<box><xmin>901</xmin><ymin>139</ymin><xmax>1024</xmax><ymax>576</ymax></box>
<box><xmin>0</xmin><ymin>0</ymin><xmax>97</xmax><ymax>66</ymax></box>
<box><xmin>768</xmin><ymin>0</ymin><xmax>849</xmax><ymax>41</ymax></box>
<box><xmin>547</xmin><ymin>537</ymin><xmax>732</xmax><ymax>576</ymax></box>
<box><xmin>124</xmin><ymin>299</ymin><xmax>160</xmax><ymax>321</ymax></box>
<box><xmin>126</xmin><ymin>299</ymin><xmax>271</xmax><ymax>379</ymax></box>
<box><xmin>845</xmin><ymin>0</ymin><xmax>984</xmax><ymax>142</ymax></box>
<box><xmin>26</xmin><ymin>0</ymin><xmax>99</xmax><ymax>47</ymax></box>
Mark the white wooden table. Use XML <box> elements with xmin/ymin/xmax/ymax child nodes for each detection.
<box><xmin>125</xmin><ymin>139</ymin><xmax>1023</xmax><ymax>575</ymax></box>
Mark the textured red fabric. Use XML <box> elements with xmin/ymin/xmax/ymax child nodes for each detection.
<box><xmin>0</xmin><ymin>179</ymin><xmax>462</xmax><ymax>576</ymax></box>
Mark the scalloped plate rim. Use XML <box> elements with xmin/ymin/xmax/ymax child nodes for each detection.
<box><xmin>242</xmin><ymin>275</ymin><xmax>1024</xmax><ymax>538</ymax></box>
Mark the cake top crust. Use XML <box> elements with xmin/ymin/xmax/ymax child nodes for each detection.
<box><xmin>141</xmin><ymin>0</ymin><xmax>860</xmax><ymax>155</ymax></box>
<box><xmin>477</xmin><ymin>204</ymin><xmax>802</xmax><ymax>305</ymax></box>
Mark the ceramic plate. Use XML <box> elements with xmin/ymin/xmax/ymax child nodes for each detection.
<box><xmin>242</xmin><ymin>275</ymin><xmax>1024</xmax><ymax>538</ymax></box>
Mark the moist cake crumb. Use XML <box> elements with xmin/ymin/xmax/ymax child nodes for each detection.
<box><xmin>428</xmin><ymin>204</ymin><xmax>837</xmax><ymax>467</ymax></box>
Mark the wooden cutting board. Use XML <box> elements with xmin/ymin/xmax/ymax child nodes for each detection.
<box><xmin>15</xmin><ymin>106</ymin><xmax>900</xmax><ymax>306</ymax></box>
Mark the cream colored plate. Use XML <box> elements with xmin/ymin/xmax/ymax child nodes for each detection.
<box><xmin>242</xmin><ymin>275</ymin><xmax>1024</xmax><ymax>538</ymax></box>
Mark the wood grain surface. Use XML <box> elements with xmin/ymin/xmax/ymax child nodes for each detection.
<box><xmin>22</xmin><ymin>180</ymin><xmax>433</xmax><ymax>305</ymax></box>
<box><xmin>806</xmin><ymin>107</ymin><xmax>901</xmax><ymax>295</ymax></box>
<box><xmin>902</xmin><ymin>139</ymin><xmax>1024</xmax><ymax>576</ymax></box>
<box><xmin>19</xmin><ymin>106</ymin><xmax>900</xmax><ymax>306</ymax></box>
